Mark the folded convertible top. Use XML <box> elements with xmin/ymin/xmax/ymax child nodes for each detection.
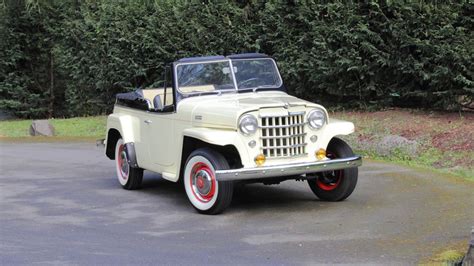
<box><xmin>116</xmin><ymin>90</ymin><xmax>149</xmax><ymax>110</ymax></box>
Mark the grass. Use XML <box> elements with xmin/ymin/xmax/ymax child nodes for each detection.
<box><xmin>435</xmin><ymin>250</ymin><xmax>465</xmax><ymax>263</ymax></box>
<box><xmin>420</xmin><ymin>241</ymin><xmax>467</xmax><ymax>265</ymax></box>
<box><xmin>0</xmin><ymin>116</ymin><xmax>107</xmax><ymax>139</ymax></box>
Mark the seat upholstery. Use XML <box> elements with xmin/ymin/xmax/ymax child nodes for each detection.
<box><xmin>142</xmin><ymin>88</ymin><xmax>173</xmax><ymax>108</ymax></box>
<box><xmin>141</xmin><ymin>85</ymin><xmax>214</xmax><ymax>109</ymax></box>
<box><xmin>153</xmin><ymin>95</ymin><xmax>163</xmax><ymax>110</ymax></box>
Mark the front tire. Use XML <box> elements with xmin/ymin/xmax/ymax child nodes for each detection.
<box><xmin>183</xmin><ymin>148</ymin><xmax>233</xmax><ymax>215</ymax></box>
<box><xmin>115</xmin><ymin>138</ymin><xmax>143</xmax><ymax>190</ymax></box>
<box><xmin>308</xmin><ymin>138</ymin><xmax>358</xmax><ymax>201</ymax></box>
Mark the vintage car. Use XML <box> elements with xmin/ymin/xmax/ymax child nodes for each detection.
<box><xmin>105</xmin><ymin>53</ymin><xmax>362</xmax><ymax>214</ymax></box>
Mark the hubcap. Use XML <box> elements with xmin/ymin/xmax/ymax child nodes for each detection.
<box><xmin>118</xmin><ymin>145</ymin><xmax>129</xmax><ymax>180</ymax></box>
<box><xmin>190</xmin><ymin>162</ymin><xmax>216</xmax><ymax>202</ymax></box>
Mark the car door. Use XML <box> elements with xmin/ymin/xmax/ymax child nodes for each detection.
<box><xmin>141</xmin><ymin>111</ymin><xmax>175</xmax><ymax>167</ymax></box>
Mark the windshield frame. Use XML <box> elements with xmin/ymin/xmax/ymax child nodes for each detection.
<box><xmin>173</xmin><ymin>57</ymin><xmax>284</xmax><ymax>97</ymax></box>
<box><xmin>174</xmin><ymin>59</ymin><xmax>238</xmax><ymax>96</ymax></box>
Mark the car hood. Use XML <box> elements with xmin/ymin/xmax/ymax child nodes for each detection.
<box><xmin>177</xmin><ymin>91</ymin><xmax>323</xmax><ymax>129</ymax></box>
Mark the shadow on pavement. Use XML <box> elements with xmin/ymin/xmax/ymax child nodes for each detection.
<box><xmin>137</xmin><ymin>172</ymin><xmax>322</xmax><ymax>212</ymax></box>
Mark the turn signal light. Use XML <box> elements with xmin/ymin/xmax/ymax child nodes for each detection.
<box><xmin>254</xmin><ymin>154</ymin><xmax>266</xmax><ymax>166</ymax></box>
<box><xmin>316</xmin><ymin>148</ymin><xmax>326</xmax><ymax>160</ymax></box>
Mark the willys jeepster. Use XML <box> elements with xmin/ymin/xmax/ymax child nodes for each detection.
<box><xmin>105</xmin><ymin>53</ymin><xmax>362</xmax><ymax>214</ymax></box>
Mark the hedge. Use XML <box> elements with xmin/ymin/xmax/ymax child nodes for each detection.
<box><xmin>0</xmin><ymin>0</ymin><xmax>472</xmax><ymax>118</ymax></box>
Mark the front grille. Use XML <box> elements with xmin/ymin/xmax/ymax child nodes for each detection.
<box><xmin>260</xmin><ymin>112</ymin><xmax>307</xmax><ymax>158</ymax></box>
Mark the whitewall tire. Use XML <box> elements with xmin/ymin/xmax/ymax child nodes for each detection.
<box><xmin>115</xmin><ymin>138</ymin><xmax>143</xmax><ymax>190</ymax></box>
<box><xmin>183</xmin><ymin>148</ymin><xmax>233</xmax><ymax>214</ymax></box>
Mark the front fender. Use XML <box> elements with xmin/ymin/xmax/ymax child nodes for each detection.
<box><xmin>319</xmin><ymin>118</ymin><xmax>355</xmax><ymax>148</ymax></box>
<box><xmin>326</xmin><ymin>118</ymin><xmax>355</xmax><ymax>135</ymax></box>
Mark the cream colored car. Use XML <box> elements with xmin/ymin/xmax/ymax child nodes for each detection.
<box><xmin>105</xmin><ymin>53</ymin><xmax>362</xmax><ymax>214</ymax></box>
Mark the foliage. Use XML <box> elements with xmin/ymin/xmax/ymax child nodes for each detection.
<box><xmin>1</xmin><ymin>0</ymin><xmax>473</xmax><ymax>118</ymax></box>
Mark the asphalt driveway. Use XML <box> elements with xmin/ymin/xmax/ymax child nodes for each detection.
<box><xmin>0</xmin><ymin>142</ymin><xmax>473</xmax><ymax>264</ymax></box>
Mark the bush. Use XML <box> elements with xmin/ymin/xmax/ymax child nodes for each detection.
<box><xmin>0</xmin><ymin>1</ymin><xmax>472</xmax><ymax>118</ymax></box>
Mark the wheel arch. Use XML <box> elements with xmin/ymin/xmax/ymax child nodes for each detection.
<box><xmin>178</xmin><ymin>136</ymin><xmax>242</xmax><ymax>182</ymax></box>
<box><xmin>106</xmin><ymin>128</ymin><xmax>121</xmax><ymax>159</ymax></box>
<box><xmin>106</xmin><ymin>113</ymin><xmax>140</xmax><ymax>160</ymax></box>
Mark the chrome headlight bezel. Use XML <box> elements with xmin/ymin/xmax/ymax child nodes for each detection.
<box><xmin>307</xmin><ymin>109</ymin><xmax>326</xmax><ymax>130</ymax></box>
<box><xmin>238</xmin><ymin>114</ymin><xmax>258</xmax><ymax>136</ymax></box>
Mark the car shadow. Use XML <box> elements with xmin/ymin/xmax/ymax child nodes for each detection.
<box><xmin>137</xmin><ymin>172</ymin><xmax>324</xmax><ymax>213</ymax></box>
<box><xmin>230</xmin><ymin>182</ymin><xmax>324</xmax><ymax>212</ymax></box>
<box><xmin>140</xmin><ymin>172</ymin><xmax>187</xmax><ymax>197</ymax></box>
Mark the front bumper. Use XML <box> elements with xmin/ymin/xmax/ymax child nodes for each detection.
<box><xmin>215</xmin><ymin>155</ymin><xmax>362</xmax><ymax>181</ymax></box>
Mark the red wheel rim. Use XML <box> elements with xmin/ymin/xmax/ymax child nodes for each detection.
<box><xmin>190</xmin><ymin>162</ymin><xmax>216</xmax><ymax>203</ymax></box>
<box><xmin>316</xmin><ymin>171</ymin><xmax>342</xmax><ymax>191</ymax></box>
<box><xmin>315</xmin><ymin>151</ymin><xmax>342</xmax><ymax>191</ymax></box>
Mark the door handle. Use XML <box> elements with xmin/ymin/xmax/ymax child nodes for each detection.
<box><xmin>144</xmin><ymin>119</ymin><xmax>152</xmax><ymax>124</ymax></box>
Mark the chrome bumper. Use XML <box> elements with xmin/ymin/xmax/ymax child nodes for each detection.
<box><xmin>215</xmin><ymin>156</ymin><xmax>362</xmax><ymax>181</ymax></box>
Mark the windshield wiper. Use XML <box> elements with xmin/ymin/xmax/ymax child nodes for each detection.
<box><xmin>238</xmin><ymin>85</ymin><xmax>277</xmax><ymax>93</ymax></box>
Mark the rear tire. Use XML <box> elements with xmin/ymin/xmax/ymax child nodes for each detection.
<box><xmin>183</xmin><ymin>148</ymin><xmax>233</xmax><ymax>215</ymax></box>
<box><xmin>115</xmin><ymin>138</ymin><xmax>143</xmax><ymax>190</ymax></box>
<box><xmin>307</xmin><ymin>138</ymin><xmax>358</xmax><ymax>201</ymax></box>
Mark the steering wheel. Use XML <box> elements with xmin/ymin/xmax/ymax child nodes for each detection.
<box><xmin>237</xmin><ymin>78</ymin><xmax>261</xmax><ymax>88</ymax></box>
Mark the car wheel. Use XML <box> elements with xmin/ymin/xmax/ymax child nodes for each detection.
<box><xmin>115</xmin><ymin>138</ymin><xmax>143</xmax><ymax>190</ymax></box>
<box><xmin>183</xmin><ymin>148</ymin><xmax>233</xmax><ymax>215</ymax></box>
<box><xmin>307</xmin><ymin>138</ymin><xmax>358</xmax><ymax>201</ymax></box>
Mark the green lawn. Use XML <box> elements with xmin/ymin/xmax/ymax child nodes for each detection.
<box><xmin>0</xmin><ymin>116</ymin><xmax>107</xmax><ymax>139</ymax></box>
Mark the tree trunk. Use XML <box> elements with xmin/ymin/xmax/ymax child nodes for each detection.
<box><xmin>48</xmin><ymin>51</ymin><xmax>54</xmax><ymax>118</ymax></box>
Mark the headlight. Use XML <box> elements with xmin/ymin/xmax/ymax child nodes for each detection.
<box><xmin>307</xmin><ymin>109</ymin><xmax>326</xmax><ymax>129</ymax></box>
<box><xmin>238</xmin><ymin>114</ymin><xmax>258</xmax><ymax>136</ymax></box>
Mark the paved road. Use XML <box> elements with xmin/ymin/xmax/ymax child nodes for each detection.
<box><xmin>1</xmin><ymin>142</ymin><xmax>473</xmax><ymax>265</ymax></box>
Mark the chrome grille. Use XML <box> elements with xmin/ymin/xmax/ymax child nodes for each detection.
<box><xmin>260</xmin><ymin>112</ymin><xmax>307</xmax><ymax>158</ymax></box>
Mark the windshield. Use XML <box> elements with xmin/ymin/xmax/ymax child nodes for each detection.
<box><xmin>176</xmin><ymin>58</ymin><xmax>282</xmax><ymax>95</ymax></box>
<box><xmin>176</xmin><ymin>61</ymin><xmax>235</xmax><ymax>94</ymax></box>
<box><xmin>233</xmin><ymin>58</ymin><xmax>282</xmax><ymax>90</ymax></box>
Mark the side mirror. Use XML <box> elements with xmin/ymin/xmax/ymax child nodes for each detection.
<box><xmin>153</xmin><ymin>95</ymin><xmax>163</xmax><ymax>111</ymax></box>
